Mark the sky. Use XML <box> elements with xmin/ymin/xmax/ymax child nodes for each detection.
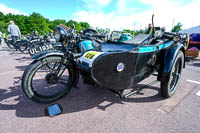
<box><xmin>0</xmin><ymin>0</ymin><xmax>199</xmax><ymax>31</ymax></box>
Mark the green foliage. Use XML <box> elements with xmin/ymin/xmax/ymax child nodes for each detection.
<box><xmin>79</xmin><ymin>22</ymin><xmax>90</xmax><ymax>31</ymax></box>
<box><xmin>0</xmin><ymin>11</ymin><xmax>152</xmax><ymax>36</ymax></box>
<box><xmin>123</xmin><ymin>29</ymin><xmax>144</xmax><ymax>36</ymax></box>
<box><xmin>171</xmin><ymin>22</ymin><xmax>182</xmax><ymax>32</ymax></box>
<box><xmin>25</xmin><ymin>12</ymin><xmax>50</xmax><ymax>35</ymax></box>
<box><xmin>96</xmin><ymin>27</ymin><xmax>105</xmax><ymax>33</ymax></box>
<box><xmin>0</xmin><ymin>21</ymin><xmax>7</xmax><ymax>33</ymax></box>
<box><xmin>0</xmin><ymin>11</ymin><xmax>91</xmax><ymax>35</ymax></box>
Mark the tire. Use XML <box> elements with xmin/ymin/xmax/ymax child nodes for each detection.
<box><xmin>22</xmin><ymin>56</ymin><xmax>75</xmax><ymax>103</ymax></box>
<box><xmin>160</xmin><ymin>50</ymin><xmax>184</xmax><ymax>98</ymax></box>
<box><xmin>18</xmin><ymin>40</ymin><xmax>28</xmax><ymax>54</ymax></box>
<box><xmin>6</xmin><ymin>40</ymin><xmax>16</xmax><ymax>49</ymax></box>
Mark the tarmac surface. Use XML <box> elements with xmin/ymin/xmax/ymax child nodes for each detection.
<box><xmin>0</xmin><ymin>42</ymin><xmax>200</xmax><ymax>133</ymax></box>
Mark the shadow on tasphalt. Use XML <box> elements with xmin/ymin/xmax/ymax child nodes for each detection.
<box><xmin>0</xmin><ymin>76</ymin><xmax>164</xmax><ymax>118</ymax></box>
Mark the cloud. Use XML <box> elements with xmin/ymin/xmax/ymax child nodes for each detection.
<box><xmin>74</xmin><ymin>0</ymin><xmax>200</xmax><ymax>31</ymax></box>
<box><xmin>0</xmin><ymin>3</ymin><xmax>28</xmax><ymax>16</ymax></box>
<box><xmin>81</xmin><ymin>0</ymin><xmax>112</xmax><ymax>8</ymax></box>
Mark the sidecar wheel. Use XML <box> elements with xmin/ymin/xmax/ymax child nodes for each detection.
<box><xmin>22</xmin><ymin>56</ymin><xmax>75</xmax><ymax>103</ymax></box>
<box><xmin>160</xmin><ymin>51</ymin><xmax>184</xmax><ymax>98</ymax></box>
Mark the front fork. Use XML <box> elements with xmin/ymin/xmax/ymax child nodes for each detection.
<box><xmin>51</xmin><ymin>53</ymin><xmax>79</xmax><ymax>88</ymax></box>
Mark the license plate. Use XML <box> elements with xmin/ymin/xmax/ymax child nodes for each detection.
<box><xmin>29</xmin><ymin>43</ymin><xmax>54</xmax><ymax>56</ymax></box>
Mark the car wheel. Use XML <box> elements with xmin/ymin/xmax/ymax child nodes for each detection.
<box><xmin>160</xmin><ymin>50</ymin><xmax>184</xmax><ymax>98</ymax></box>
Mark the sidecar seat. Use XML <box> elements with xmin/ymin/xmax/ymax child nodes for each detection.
<box><xmin>123</xmin><ymin>34</ymin><xmax>152</xmax><ymax>45</ymax></box>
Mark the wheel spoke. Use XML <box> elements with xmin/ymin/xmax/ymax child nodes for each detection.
<box><xmin>31</xmin><ymin>60</ymin><xmax>71</xmax><ymax>96</ymax></box>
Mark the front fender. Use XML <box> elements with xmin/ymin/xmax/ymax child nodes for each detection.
<box><xmin>159</xmin><ymin>42</ymin><xmax>185</xmax><ymax>82</ymax></box>
<box><xmin>32</xmin><ymin>50</ymin><xmax>65</xmax><ymax>60</ymax></box>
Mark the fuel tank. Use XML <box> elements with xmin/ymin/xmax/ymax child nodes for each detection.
<box><xmin>78</xmin><ymin>40</ymin><xmax>94</xmax><ymax>52</ymax></box>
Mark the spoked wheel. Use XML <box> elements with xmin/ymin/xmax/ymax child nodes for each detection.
<box><xmin>161</xmin><ymin>50</ymin><xmax>184</xmax><ymax>98</ymax></box>
<box><xmin>22</xmin><ymin>56</ymin><xmax>75</xmax><ymax>103</ymax></box>
<box><xmin>6</xmin><ymin>40</ymin><xmax>16</xmax><ymax>49</ymax></box>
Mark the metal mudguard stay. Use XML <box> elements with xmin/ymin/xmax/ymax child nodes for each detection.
<box><xmin>159</xmin><ymin>42</ymin><xmax>185</xmax><ymax>82</ymax></box>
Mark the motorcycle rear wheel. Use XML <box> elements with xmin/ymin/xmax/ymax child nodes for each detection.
<box><xmin>6</xmin><ymin>41</ymin><xmax>16</xmax><ymax>49</ymax></box>
<box><xmin>22</xmin><ymin>56</ymin><xmax>74</xmax><ymax>103</ymax></box>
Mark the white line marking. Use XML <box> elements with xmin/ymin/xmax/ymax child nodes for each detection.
<box><xmin>196</xmin><ymin>90</ymin><xmax>200</xmax><ymax>97</ymax></box>
<box><xmin>186</xmin><ymin>79</ymin><xmax>200</xmax><ymax>85</ymax></box>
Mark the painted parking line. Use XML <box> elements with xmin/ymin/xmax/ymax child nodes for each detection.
<box><xmin>186</xmin><ymin>79</ymin><xmax>200</xmax><ymax>85</ymax></box>
<box><xmin>196</xmin><ymin>90</ymin><xmax>200</xmax><ymax>97</ymax></box>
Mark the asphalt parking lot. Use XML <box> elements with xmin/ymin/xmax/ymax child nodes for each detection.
<box><xmin>0</xmin><ymin>42</ymin><xmax>200</xmax><ymax>133</ymax></box>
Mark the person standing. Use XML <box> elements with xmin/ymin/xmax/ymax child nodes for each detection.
<box><xmin>146</xmin><ymin>24</ymin><xmax>153</xmax><ymax>34</ymax></box>
<box><xmin>0</xmin><ymin>31</ymin><xmax>2</xmax><ymax>45</ymax></box>
<box><xmin>7</xmin><ymin>20</ymin><xmax>21</xmax><ymax>44</ymax></box>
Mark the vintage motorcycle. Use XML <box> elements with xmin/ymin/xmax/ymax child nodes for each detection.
<box><xmin>22</xmin><ymin>16</ymin><xmax>186</xmax><ymax>103</ymax></box>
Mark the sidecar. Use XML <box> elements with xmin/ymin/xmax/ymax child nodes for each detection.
<box><xmin>78</xmin><ymin>31</ymin><xmax>185</xmax><ymax>98</ymax></box>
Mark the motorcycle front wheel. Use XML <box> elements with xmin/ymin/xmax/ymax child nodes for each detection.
<box><xmin>22</xmin><ymin>56</ymin><xmax>75</xmax><ymax>103</ymax></box>
<box><xmin>18</xmin><ymin>40</ymin><xmax>28</xmax><ymax>54</ymax></box>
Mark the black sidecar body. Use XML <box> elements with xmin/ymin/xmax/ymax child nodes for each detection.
<box><xmin>78</xmin><ymin>32</ymin><xmax>185</xmax><ymax>98</ymax></box>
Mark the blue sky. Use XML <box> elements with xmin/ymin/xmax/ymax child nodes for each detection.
<box><xmin>0</xmin><ymin>0</ymin><xmax>199</xmax><ymax>30</ymax></box>
<box><xmin>0</xmin><ymin>0</ymin><xmax>151</xmax><ymax>20</ymax></box>
<box><xmin>0</xmin><ymin>0</ymin><xmax>82</xmax><ymax>20</ymax></box>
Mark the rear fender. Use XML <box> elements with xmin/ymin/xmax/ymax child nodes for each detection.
<box><xmin>158</xmin><ymin>42</ymin><xmax>185</xmax><ymax>82</ymax></box>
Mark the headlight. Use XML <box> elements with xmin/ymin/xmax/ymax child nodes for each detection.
<box><xmin>54</xmin><ymin>26</ymin><xmax>69</xmax><ymax>42</ymax></box>
<box><xmin>173</xmin><ymin>35</ymin><xmax>181</xmax><ymax>43</ymax></box>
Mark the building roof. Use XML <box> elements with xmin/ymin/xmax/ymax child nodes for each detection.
<box><xmin>180</xmin><ymin>25</ymin><xmax>200</xmax><ymax>34</ymax></box>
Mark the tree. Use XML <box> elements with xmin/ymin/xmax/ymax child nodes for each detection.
<box><xmin>171</xmin><ymin>22</ymin><xmax>182</xmax><ymax>32</ymax></box>
<box><xmin>79</xmin><ymin>22</ymin><xmax>90</xmax><ymax>31</ymax></box>
<box><xmin>0</xmin><ymin>21</ymin><xmax>7</xmax><ymax>33</ymax></box>
<box><xmin>50</xmin><ymin>19</ymin><xmax>67</xmax><ymax>30</ymax></box>
<box><xmin>25</xmin><ymin>12</ymin><xmax>50</xmax><ymax>35</ymax></box>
